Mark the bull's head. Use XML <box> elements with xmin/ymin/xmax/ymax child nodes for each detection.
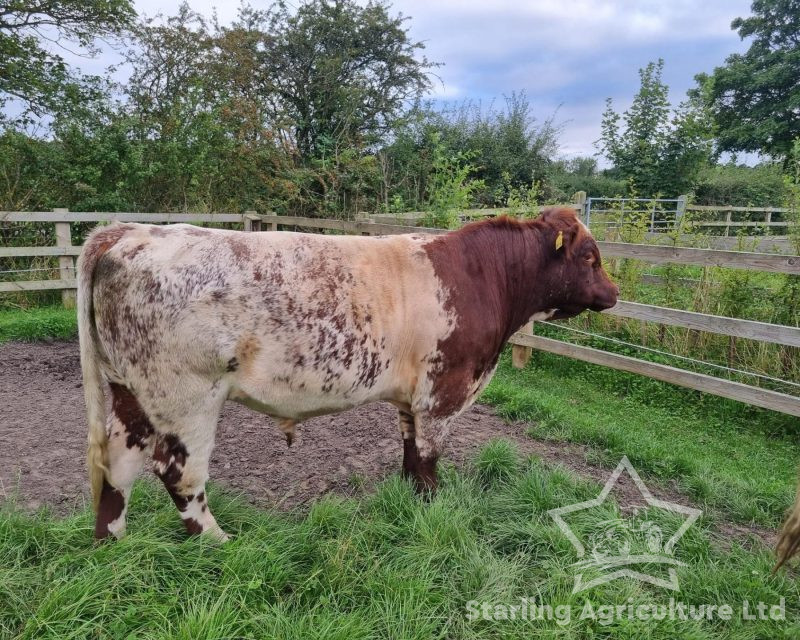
<box><xmin>535</xmin><ymin>207</ymin><xmax>619</xmax><ymax>320</ymax></box>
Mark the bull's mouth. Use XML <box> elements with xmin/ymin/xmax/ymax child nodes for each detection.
<box><xmin>550</xmin><ymin>307</ymin><xmax>583</xmax><ymax>320</ymax></box>
<box><xmin>551</xmin><ymin>300</ymin><xmax>617</xmax><ymax>319</ymax></box>
<box><xmin>589</xmin><ymin>297</ymin><xmax>619</xmax><ymax>312</ymax></box>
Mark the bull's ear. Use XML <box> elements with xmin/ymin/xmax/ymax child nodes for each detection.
<box><xmin>552</xmin><ymin>222</ymin><xmax>583</xmax><ymax>258</ymax></box>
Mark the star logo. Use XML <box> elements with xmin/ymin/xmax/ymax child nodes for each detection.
<box><xmin>548</xmin><ymin>456</ymin><xmax>702</xmax><ymax>593</ymax></box>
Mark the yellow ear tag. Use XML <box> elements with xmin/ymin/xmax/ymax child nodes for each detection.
<box><xmin>555</xmin><ymin>231</ymin><xmax>563</xmax><ymax>250</ymax></box>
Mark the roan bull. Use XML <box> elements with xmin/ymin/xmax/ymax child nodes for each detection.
<box><xmin>78</xmin><ymin>207</ymin><xmax>619</xmax><ymax>540</ymax></box>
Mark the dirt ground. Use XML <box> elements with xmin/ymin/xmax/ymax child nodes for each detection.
<box><xmin>0</xmin><ymin>340</ymin><xmax>774</xmax><ymax>547</ymax></box>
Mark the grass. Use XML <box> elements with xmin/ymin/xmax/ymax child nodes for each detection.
<box><xmin>2</xmin><ymin>448</ymin><xmax>799</xmax><ymax>639</ymax></box>
<box><xmin>0</xmin><ymin>307</ymin><xmax>77</xmax><ymax>343</ymax></box>
<box><xmin>2</xmin><ymin>307</ymin><xmax>800</xmax><ymax>636</ymax></box>
<box><xmin>481</xmin><ymin>350</ymin><xmax>800</xmax><ymax>528</ymax></box>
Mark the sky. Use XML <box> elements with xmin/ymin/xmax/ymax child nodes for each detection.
<box><xmin>64</xmin><ymin>0</ymin><xmax>755</xmax><ymax>161</ymax></box>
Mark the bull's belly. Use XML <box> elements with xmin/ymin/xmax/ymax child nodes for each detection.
<box><xmin>226</xmin><ymin>363</ymin><xmax>405</xmax><ymax>422</ymax></box>
<box><xmin>228</xmin><ymin>387</ymin><xmax>368</xmax><ymax>421</ymax></box>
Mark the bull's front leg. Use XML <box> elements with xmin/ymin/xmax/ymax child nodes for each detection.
<box><xmin>398</xmin><ymin>410</ymin><xmax>418</xmax><ymax>479</ymax></box>
<box><xmin>398</xmin><ymin>410</ymin><xmax>447</xmax><ymax>494</ymax></box>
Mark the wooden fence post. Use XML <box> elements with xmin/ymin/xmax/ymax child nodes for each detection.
<box><xmin>573</xmin><ymin>191</ymin><xmax>587</xmax><ymax>224</ymax></box>
<box><xmin>356</xmin><ymin>212</ymin><xmax>374</xmax><ymax>236</ymax></box>
<box><xmin>511</xmin><ymin>321</ymin><xmax>534</xmax><ymax>369</ymax></box>
<box><xmin>268</xmin><ymin>211</ymin><xmax>278</xmax><ymax>231</ymax></box>
<box><xmin>676</xmin><ymin>194</ymin><xmax>688</xmax><ymax>226</ymax></box>
<box><xmin>54</xmin><ymin>208</ymin><xmax>76</xmax><ymax>308</ymax></box>
<box><xmin>243</xmin><ymin>211</ymin><xmax>261</xmax><ymax>232</ymax></box>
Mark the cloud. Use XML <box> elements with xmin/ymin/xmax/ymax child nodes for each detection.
<box><xmin>391</xmin><ymin>0</ymin><xmax>753</xmax><ymax>157</ymax></box>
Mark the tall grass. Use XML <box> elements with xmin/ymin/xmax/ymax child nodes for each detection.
<box><xmin>481</xmin><ymin>350</ymin><xmax>799</xmax><ymax>528</ymax></box>
<box><xmin>0</xmin><ymin>307</ymin><xmax>77</xmax><ymax>343</ymax></box>
<box><xmin>2</xmin><ymin>446</ymin><xmax>798</xmax><ymax>639</ymax></box>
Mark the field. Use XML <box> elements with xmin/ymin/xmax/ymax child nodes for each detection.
<box><xmin>2</xmin><ymin>309</ymin><xmax>800</xmax><ymax>638</ymax></box>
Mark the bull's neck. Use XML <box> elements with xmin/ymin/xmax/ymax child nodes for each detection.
<box><xmin>425</xmin><ymin>221</ymin><xmax>551</xmax><ymax>349</ymax></box>
<box><xmin>478</xmin><ymin>223</ymin><xmax>551</xmax><ymax>339</ymax></box>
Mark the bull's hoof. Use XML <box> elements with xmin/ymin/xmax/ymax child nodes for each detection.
<box><xmin>401</xmin><ymin>468</ymin><xmax>437</xmax><ymax>496</ymax></box>
<box><xmin>415</xmin><ymin>477</ymin><xmax>438</xmax><ymax>498</ymax></box>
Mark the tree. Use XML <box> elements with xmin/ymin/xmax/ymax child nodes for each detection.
<box><xmin>259</xmin><ymin>0</ymin><xmax>435</xmax><ymax>158</ymax></box>
<box><xmin>0</xmin><ymin>0</ymin><xmax>134</xmax><ymax>124</ymax></box>
<box><xmin>694</xmin><ymin>0</ymin><xmax>800</xmax><ymax>161</ymax></box>
<box><xmin>379</xmin><ymin>94</ymin><xmax>560</xmax><ymax>209</ymax></box>
<box><xmin>565</xmin><ymin>156</ymin><xmax>598</xmax><ymax>177</ymax></box>
<box><xmin>598</xmin><ymin>59</ymin><xmax>712</xmax><ymax>196</ymax></box>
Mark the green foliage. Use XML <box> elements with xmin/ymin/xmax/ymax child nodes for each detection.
<box><xmin>2</xmin><ymin>445</ymin><xmax>799</xmax><ymax>638</ymax></box>
<box><xmin>2</xmin><ymin>0</ymin><xmax>799</xmax><ymax>220</ymax></box>
<box><xmin>694</xmin><ymin>0</ymin><xmax>800</xmax><ymax>160</ymax></box>
<box><xmin>784</xmin><ymin>138</ymin><xmax>800</xmax><ymax>254</ymax></box>
<box><xmin>430</xmin><ymin>93</ymin><xmax>559</xmax><ymax>206</ymax></box>
<box><xmin>776</xmin><ymin>139</ymin><xmax>800</xmax><ymax>371</ymax></box>
<box><xmin>599</xmin><ymin>60</ymin><xmax>712</xmax><ymax>197</ymax></box>
<box><xmin>549</xmin><ymin>157</ymin><xmax>628</xmax><ymax>199</ymax></box>
<box><xmin>0</xmin><ymin>129</ymin><xmax>60</xmax><ymax>210</ymax></box>
<box><xmin>0</xmin><ymin>1</ymin><xmax>436</xmax><ymax>218</ymax></box>
<box><xmin>0</xmin><ymin>0</ymin><xmax>135</xmax><ymax>125</ymax></box>
<box><xmin>692</xmin><ymin>162</ymin><xmax>787</xmax><ymax>206</ymax></box>
<box><xmin>501</xmin><ymin>173</ymin><xmax>541</xmax><ymax>218</ymax></box>
<box><xmin>263</xmin><ymin>0</ymin><xmax>434</xmax><ymax>158</ymax></box>
<box><xmin>382</xmin><ymin>95</ymin><xmax>560</xmax><ymax>212</ymax></box>
<box><xmin>420</xmin><ymin>133</ymin><xmax>484</xmax><ymax>228</ymax></box>
<box><xmin>0</xmin><ymin>307</ymin><xmax>77</xmax><ymax>342</ymax></box>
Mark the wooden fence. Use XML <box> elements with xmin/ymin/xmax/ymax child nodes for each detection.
<box><xmin>374</xmin><ymin>200</ymin><xmax>796</xmax><ymax>231</ymax></box>
<box><xmin>685</xmin><ymin>204</ymin><xmax>792</xmax><ymax>235</ymax></box>
<box><xmin>373</xmin><ymin>197</ymin><xmax>799</xmax><ymax>253</ymax></box>
<box><xmin>0</xmin><ymin>210</ymin><xmax>261</xmax><ymax>305</ymax></box>
<box><xmin>2</xmin><ymin>209</ymin><xmax>799</xmax><ymax>417</ymax></box>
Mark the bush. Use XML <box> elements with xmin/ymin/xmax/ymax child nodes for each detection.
<box><xmin>549</xmin><ymin>171</ymin><xmax>628</xmax><ymax>200</ymax></box>
<box><xmin>692</xmin><ymin>163</ymin><xmax>786</xmax><ymax>206</ymax></box>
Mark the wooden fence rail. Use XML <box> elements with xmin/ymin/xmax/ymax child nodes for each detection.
<box><xmin>0</xmin><ymin>246</ymin><xmax>82</xmax><ymax>257</ymax></box>
<box><xmin>604</xmin><ymin>300</ymin><xmax>800</xmax><ymax>348</ymax></box>
<box><xmin>2</xmin><ymin>209</ymin><xmax>799</xmax><ymax>416</ymax></box>
<box><xmin>687</xmin><ymin>205</ymin><xmax>790</xmax><ymax>213</ymax></box>
<box><xmin>0</xmin><ymin>210</ymin><xmax>256</xmax><ymax>303</ymax></box>
<box><xmin>597</xmin><ymin>241</ymin><xmax>799</xmax><ymax>275</ymax></box>
<box><xmin>508</xmin><ymin>333</ymin><xmax>800</xmax><ymax>417</ymax></box>
<box><xmin>0</xmin><ymin>211</ymin><xmax>246</xmax><ymax>223</ymax></box>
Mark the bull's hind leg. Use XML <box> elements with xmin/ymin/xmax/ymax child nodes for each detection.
<box><xmin>398</xmin><ymin>410</ymin><xmax>418</xmax><ymax>480</ymax></box>
<box><xmin>95</xmin><ymin>384</ymin><xmax>154</xmax><ymax>539</ymax></box>
<box><xmin>151</xmin><ymin>411</ymin><xmax>229</xmax><ymax>541</ymax></box>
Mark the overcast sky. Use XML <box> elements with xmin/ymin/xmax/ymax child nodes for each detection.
<box><xmin>70</xmin><ymin>0</ymin><xmax>755</xmax><ymax>160</ymax></box>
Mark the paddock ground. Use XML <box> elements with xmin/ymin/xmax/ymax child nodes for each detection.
<box><xmin>0</xmin><ymin>339</ymin><xmax>775</xmax><ymax>551</ymax></box>
<box><xmin>0</xmin><ymin>339</ymin><xmax>579</xmax><ymax>511</ymax></box>
<box><xmin>5</xmin><ymin>338</ymin><xmax>800</xmax><ymax>639</ymax></box>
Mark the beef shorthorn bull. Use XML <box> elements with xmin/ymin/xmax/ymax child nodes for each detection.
<box><xmin>78</xmin><ymin>207</ymin><xmax>618</xmax><ymax>539</ymax></box>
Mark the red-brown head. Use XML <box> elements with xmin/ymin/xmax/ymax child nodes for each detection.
<box><xmin>532</xmin><ymin>207</ymin><xmax>619</xmax><ymax>320</ymax></box>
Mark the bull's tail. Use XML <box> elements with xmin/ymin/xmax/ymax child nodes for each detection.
<box><xmin>775</xmin><ymin>477</ymin><xmax>800</xmax><ymax>572</ymax></box>
<box><xmin>78</xmin><ymin>225</ymin><xmax>126</xmax><ymax>510</ymax></box>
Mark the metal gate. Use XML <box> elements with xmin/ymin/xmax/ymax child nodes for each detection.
<box><xmin>583</xmin><ymin>196</ymin><xmax>687</xmax><ymax>232</ymax></box>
